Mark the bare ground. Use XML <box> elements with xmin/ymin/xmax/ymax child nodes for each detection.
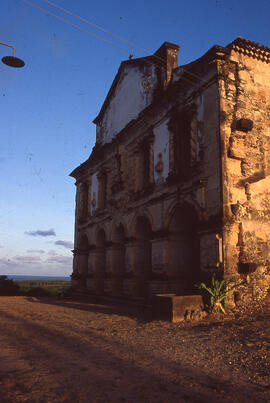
<box><xmin>0</xmin><ymin>296</ymin><xmax>269</xmax><ymax>403</ymax></box>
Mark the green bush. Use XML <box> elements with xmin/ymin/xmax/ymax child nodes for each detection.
<box><xmin>197</xmin><ymin>274</ymin><xmax>242</xmax><ymax>313</ymax></box>
<box><xmin>17</xmin><ymin>280</ymin><xmax>71</xmax><ymax>298</ymax></box>
<box><xmin>0</xmin><ymin>275</ymin><xmax>20</xmax><ymax>296</ymax></box>
<box><xmin>25</xmin><ymin>287</ymin><xmax>52</xmax><ymax>297</ymax></box>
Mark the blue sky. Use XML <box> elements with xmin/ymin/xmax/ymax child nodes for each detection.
<box><xmin>1</xmin><ymin>0</ymin><xmax>270</xmax><ymax>276</ymax></box>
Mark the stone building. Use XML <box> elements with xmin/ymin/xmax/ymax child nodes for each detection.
<box><xmin>70</xmin><ymin>38</ymin><xmax>270</xmax><ymax>303</ymax></box>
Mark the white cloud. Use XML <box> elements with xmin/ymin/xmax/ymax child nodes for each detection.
<box><xmin>0</xmin><ymin>252</ymin><xmax>72</xmax><ymax>276</ymax></box>
<box><xmin>24</xmin><ymin>228</ymin><xmax>56</xmax><ymax>237</ymax></box>
<box><xmin>27</xmin><ymin>249</ymin><xmax>45</xmax><ymax>254</ymax></box>
<box><xmin>13</xmin><ymin>255</ymin><xmax>42</xmax><ymax>263</ymax></box>
<box><xmin>55</xmin><ymin>240</ymin><xmax>74</xmax><ymax>249</ymax></box>
<box><xmin>0</xmin><ymin>257</ymin><xmax>12</xmax><ymax>266</ymax></box>
<box><xmin>0</xmin><ymin>255</ymin><xmax>41</xmax><ymax>266</ymax></box>
<box><xmin>47</xmin><ymin>250</ymin><xmax>57</xmax><ymax>256</ymax></box>
<box><xmin>46</xmin><ymin>255</ymin><xmax>73</xmax><ymax>265</ymax></box>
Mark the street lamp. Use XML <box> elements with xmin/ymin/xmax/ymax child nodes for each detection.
<box><xmin>0</xmin><ymin>42</ymin><xmax>25</xmax><ymax>68</ymax></box>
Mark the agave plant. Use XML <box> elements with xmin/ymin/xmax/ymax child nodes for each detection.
<box><xmin>197</xmin><ymin>274</ymin><xmax>242</xmax><ymax>313</ymax></box>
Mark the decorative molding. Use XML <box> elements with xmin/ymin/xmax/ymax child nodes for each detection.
<box><xmin>228</xmin><ymin>37</ymin><xmax>270</xmax><ymax>64</ymax></box>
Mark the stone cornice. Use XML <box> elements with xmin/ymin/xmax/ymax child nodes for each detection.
<box><xmin>227</xmin><ymin>37</ymin><xmax>270</xmax><ymax>64</ymax></box>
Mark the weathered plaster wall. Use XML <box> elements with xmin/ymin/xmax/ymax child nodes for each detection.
<box><xmin>153</xmin><ymin>118</ymin><xmax>170</xmax><ymax>183</ymax></box>
<box><xmin>97</xmin><ymin>64</ymin><xmax>157</xmax><ymax>145</ymax></box>
<box><xmin>219</xmin><ymin>50</ymin><xmax>270</xmax><ymax>302</ymax></box>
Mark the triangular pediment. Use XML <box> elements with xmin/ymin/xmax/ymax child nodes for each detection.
<box><xmin>94</xmin><ymin>57</ymin><xmax>162</xmax><ymax>144</ymax></box>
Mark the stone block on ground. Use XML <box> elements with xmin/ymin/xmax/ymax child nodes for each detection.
<box><xmin>152</xmin><ymin>294</ymin><xmax>204</xmax><ymax>322</ymax></box>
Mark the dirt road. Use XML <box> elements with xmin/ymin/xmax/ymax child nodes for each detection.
<box><xmin>0</xmin><ymin>296</ymin><xmax>269</xmax><ymax>402</ymax></box>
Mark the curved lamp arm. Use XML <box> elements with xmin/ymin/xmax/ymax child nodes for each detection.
<box><xmin>0</xmin><ymin>42</ymin><xmax>15</xmax><ymax>56</ymax></box>
<box><xmin>0</xmin><ymin>41</ymin><xmax>25</xmax><ymax>68</ymax></box>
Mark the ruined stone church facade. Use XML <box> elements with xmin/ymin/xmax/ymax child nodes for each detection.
<box><xmin>70</xmin><ymin>38</ymin><xmax>270</xmax><ymax>302</ymax></box>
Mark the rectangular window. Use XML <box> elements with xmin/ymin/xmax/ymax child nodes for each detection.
<box><xmin>136</xmin><ymin>140</ymin><xmax>150</xmax><ymax>191</ymax></box>
<box><xmin>172</xmin><ymin>106</ymin><xmax>199</xmax><ymax>179</ymax></box>
<box><xmin>98</xmin><ymin>171</ymin><xmax>107</xmax><ymax>209</ymax></box>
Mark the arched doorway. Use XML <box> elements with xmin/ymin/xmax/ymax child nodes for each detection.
<box><xmin>77</xmin><ymin>234</ymin><xmax>89</xmax><ymax>287</ymax></box>
<box><xmin>94</xmin><ymin>229</ymin><xmax>106</xmax><ymax>294</ymax></box>
<box><xmin>110</xmin><ymin>223</ymin><xmax>125</xmax><ymax>295</ymax></box>
<box><xmin>111</xmin><ymin>223</ymin><xmax>125</xmax><ymax>275</ymax></box>
<box><xmin>167</xmin><ymin>203</ymin><xmax>200</xmax><ymax>293</ymax></box>
<box><xmin>132</xmin><ymin>216</ymin><xmax>152</xmax><ymax>297</ymax></box>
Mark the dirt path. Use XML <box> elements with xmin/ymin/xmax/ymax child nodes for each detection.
<box><xmin>0</xmin><ymin>296</ymin><xmax>269</xmax><ymax>402</ymax></box>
